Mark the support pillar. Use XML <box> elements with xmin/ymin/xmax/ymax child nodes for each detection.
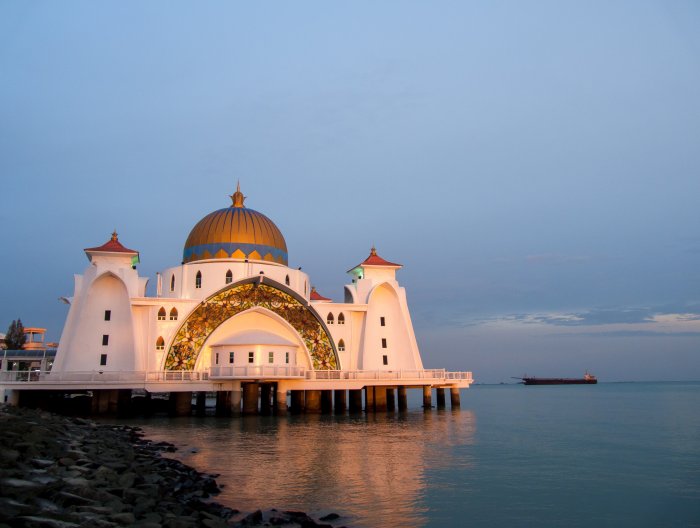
<box><xmin>215</xmin><ymin>391</ymin><xmax>231</xmax><ymax>416</ymax></box>
<box><xmin>230</xmin><ymin>387</ymin><xmax>242</xmax><ymax>415</ymax></box>
<box><xmin>349</xmin><ymin>389</ymin><xmax>363</xmax><ymax>413</ymax></box>
<box><xmin>117</xmin><ymin>389</ymin><xmax>132</xmax><ymax>417</ymax></box>
<box><xmin>450</xmin><ymin>387</ymin><xmax>461</xmax><ymax>409</ymax></box>
<box><xmin>260</xmin><ymin>384</ymin><xmax>272</xmax><ymax>415</ymax></box>
<box><xmin>275</xmin><ymin>383</ymin><xmax>288</xmax><ymax>415</ymax></box>
<box><xmin>374</xmin><ymin>386</ymin><xmax>387</xmax><ymax>412</ymax></box>
<box><xmin>305</xmin><ymin>390</ymin><xmax>322</xmax><ymax>413</ymax></box>
<box><xmin>386</xmin><ymin>388</ymin><xmax>396</xmax><ymax>412</ymax></box>
<box><xmin>170</xmin><ymin>391</ymin><xmax>192</xmax><ymax>416</ymax></box>
<box><xmin>365</xmin><ymin>386</ymin><xmax>375</xmax><ymax>413</ymax></box>
<box><xmin>107</xmin><ymin>390</ymin><xmax>119</xmax><ymax>415</ymax></box>
<box><xmin>195</xmin><ymin>391</ymin><xmax>207</xmax><ymax>416</ymax></box>
<box><xmin>321</xmin><ymin>390</ymin><xmax>333</xmax><ymax>414</ymax></box>
<box><xmin>291</xmin><ymin>390</ymin><xmax>304</xmax><ymax>414</ymax></box>
<box><xmin>334</xmin><ymin>390</ymin><xmax>346</xmax><ymax>414</ymax></box>
<box><xmin>144</xmin><ymin>391</ymin><xmax>153</xmax><ymax>417</ymax></box>
<box><xmin>436</xmin><ymin>388</ymin><xmax>446</xmax><ymax>409</ymax></box>
<box><xmin>398</xmin><ymin>386</ymin><xmax>408</xmax><ymax>411</ymax></box>
<box><xmin>423</xmin><ymin>386</ymin><xmax>432</xmax><ymax>410</ymax></box>
<box><xmin>242</xmin><ymin>383</ymin><xmax>259</xmax><ymax>415</ymax></box>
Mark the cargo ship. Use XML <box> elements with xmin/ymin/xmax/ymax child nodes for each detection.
<box><xmin>518</xmin><ymin>372</ymin><xmax>597</xmax><ymax>385</ymax></box>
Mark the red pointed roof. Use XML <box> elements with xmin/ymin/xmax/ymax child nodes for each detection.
<box><xmin>310</xmin><ymin>286</ymin><xmax>332</xmax><ymax>302</ymax></box>
<box><xmin>85</xmin><ymin>231</ymin><xmax>138</xmax><ymax>255</ymax></box>
<box><xmin>347</xmin><ymin>247</ymin><xmax>402</xmax><ymax>273</ymax></box>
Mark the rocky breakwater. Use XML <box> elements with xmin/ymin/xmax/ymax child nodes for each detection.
<box><xmin>0</xmin><ymin>405</ymin><xmax>345</xmax><ymax>528</ymax></box>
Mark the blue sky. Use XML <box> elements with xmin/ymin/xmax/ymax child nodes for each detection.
<box><xmin>1</xmin><ymin>1</ymin><xmax>699</xmax><ymax>382</ymax></box>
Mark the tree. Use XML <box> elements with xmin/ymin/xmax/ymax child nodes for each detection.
<box><xmin>5</xmin><ymin>319</ymin><xmax>26</xmax><ymax>350</ymax></box>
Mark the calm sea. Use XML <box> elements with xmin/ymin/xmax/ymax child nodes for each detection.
<box><xmin>132</xmin><ymin>382</ymin><xmax>700</xmax><ymax>527</ymax></box>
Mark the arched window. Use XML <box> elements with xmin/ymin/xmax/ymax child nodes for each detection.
<box><xmin>338</xmin><ymin>339</ymin><xmax>345</xmax><ymax>352</ymax></box>
<box><xmin>157</xmin><ymin>307</ymin><xmax>166</xmax><ymax>321</ymax></box>
<box><xmin>170</xmin><ymin>274</ymin><xmax>175</xmax><ymax>292</ymax></box>
<box><xmin>285</xmin><ymin>275</ymin><xmax>290</xmax><ymax>286</ymax></box>
<box><xmin>327</xmin><ymin>313</ymin><xmax>334</xmax><ymax>325</ymax></box>
<box><xmin>156</xmin><ymin>336</ymin><xmax>165</xmax><ymax>350</ymax></box>
<box><xmin>225</xmin><ymin>270</ymin><xmax>233</xmax><ymax>284</ymax></box>
<box><xmin>169</xmin><ymin>307</ymin><xmax>178</xmax><ymax>321</ymax></box>
<box><xmin>195</xmin><ymin>271</ymin><xmax>202</xmax><ymax>288</ymax></box>
<box><xmin>338</xmin><ymin>313</ymin><xmax>345</xmax><ymax>325</ymax></box>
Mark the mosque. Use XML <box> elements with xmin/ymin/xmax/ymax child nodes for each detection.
<box><xmin>4</xmin><ymin>184</ymin><xmax>472</xmax><ymax>415</ymax></box>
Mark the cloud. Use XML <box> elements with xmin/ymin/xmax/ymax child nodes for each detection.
<box><xmin>552</xmin><ymin>330</ymin><xmax>700</xmax><ymax>338</ymax></box>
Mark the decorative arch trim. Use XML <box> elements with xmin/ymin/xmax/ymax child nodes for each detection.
<box><xmin>165</xmin><ymin>277</ymin><xmax>339</xmax><ymax>371</ymax></box>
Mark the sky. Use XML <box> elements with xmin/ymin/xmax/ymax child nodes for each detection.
<box><xmin>1</xmin><ymin>1</ymin><xmax>699</xmax><ymax>382</ymax></box>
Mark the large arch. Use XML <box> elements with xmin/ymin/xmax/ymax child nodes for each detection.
<box><xmin>165</xmin><ymin>277</ymin><xmax>338</xmax><ymax>370</ymax></box>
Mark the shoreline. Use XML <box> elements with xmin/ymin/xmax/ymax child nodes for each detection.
<box><xmin>0</xmin><ymin>405</ymin><xmax>344</xmax><ymax>528</ymax></box>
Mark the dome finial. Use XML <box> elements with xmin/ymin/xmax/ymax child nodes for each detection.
<box><xmin>370</xmin><ymin>245</ymin><xmax>377</xmax><ymax>256</ymax></box>
<box><xmin>229</xmin><ymin>181</ymin><xmax>246</xmax><ymax>208</ymax></box>
<box><xmin>111</xmin><ymin>230</ymin><xmax>118</xmax><ymax>241</ymax></box>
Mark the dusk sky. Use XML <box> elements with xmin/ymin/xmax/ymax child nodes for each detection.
<box><xmin>1</xmin><ymin>1</ymin><xmax>699</xmax><ymax>382</ymax></box>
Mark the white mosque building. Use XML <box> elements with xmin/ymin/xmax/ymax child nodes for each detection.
<box><xmin>6</xmin><ymin>184</ymin><xmax>472</xmax><ymax>414</ymax></box>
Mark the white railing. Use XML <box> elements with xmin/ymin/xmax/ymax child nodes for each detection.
<box><xmin>1</xmin><ymin>368</ymin><xmax>473</xmax><ymax>384</ymax></box>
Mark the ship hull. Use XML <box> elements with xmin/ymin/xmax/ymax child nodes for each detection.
<box><xmin>522</xmin><ymin>378</ymin><xmax>597</xmax><ymax>385</ymax></box>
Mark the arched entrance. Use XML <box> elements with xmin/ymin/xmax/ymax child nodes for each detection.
<box><xmin>164</xmin><ymin>277</ymin><xmax>338</xmax><ymax>370</ymax></box>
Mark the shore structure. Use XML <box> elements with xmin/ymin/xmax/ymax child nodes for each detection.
<box><xmin>1</xmin><ymin>184</ymin><xmax>472</xmax><ymax>415</ymax></box>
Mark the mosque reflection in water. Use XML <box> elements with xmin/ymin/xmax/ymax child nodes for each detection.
<box><xmin>139</xmin><ymin>409</ymin><xmax>476</xmax><ymax>527</ymax></box>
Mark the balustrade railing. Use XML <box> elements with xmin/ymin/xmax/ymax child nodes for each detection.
<box><xmin>1</xmin><ymin>368</ymin><xmax>473</xmax><ymax>384</ymax></box>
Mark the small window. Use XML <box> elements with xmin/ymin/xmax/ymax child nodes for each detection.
<box><xmin>338</xmin><ymin>313</ymin><xmax>345</xmax><ymax>325</ymax></box>
<box><xmin>104</xmin><ymin>310</ymin><xmax>111</xmax><ymax>321</ymax></box>
<box><xmin>169</xmin><ymin>307</ymin><xmax>178</xmax><ymax>321</ymax></box>
<box><xmin>229</xmin><ymin>351</ymin><xmax>234</xmax><ymax>364</ymax></box>
<box><xmin>156</xmin><ymin>336</ymin><xmax>165</xmax><ymax>350</ymax></box>
<box><xmin>268</xmin><ymin>351</ymin><xmax>274</xmax><ymax>363</ymax></box>
<box><xmin>285</xmin><ymin>275</ymin><xmax>290</xmax><ymax>286</ymax></box>
<box><xmin>327</xmin><ymin>313</ymin><xmax>334</xmax><ymax>325</ymax></box>
<box><xmin>195</xmin><ymin>271</ymin><xmax>202</xmax><ymax>289</ymax></box>
<box><xmin>158</xmin><ymin>307</ymin><xmax>166</xmax><ymax>321</ymax></box>
<box><xmin>338</xmin><ymin>339</ymin><xmax>345</xmax><ymax>352</ymax></box>
<box><xmin>380</xmin><ymin>316</ymin><xmax>385</xmax><ymax>326</ymax></box>
<box><xmin>100</xmin><ymin>354</ymin><xmax>107</xmax><ymax>366</ymax></box>
<box><xmin>248</xmin><ymin>351</ymin><xmax>254</xmax><ymax>363</ymax></box>
<box><xmin>216</xmin><ymin>352</ymin><xmax>219</xmax><ymax>364</ymax></box>
<box><xmin>102</xmin><ymin>335</ymin><xmax>109</xmax><ymax>346</ymax></box>
<box><xmin>285</xmin><ymin>351</ymin><xmax>289</xmax><ymax>364</ymax></box>
<box><xmin>170</xmin><ymin>274</ymin><xmax>175</xmax><ymax>292</ymax></box>
<box><xmin>226</xmin><ymin>270</ymin><xmax>233</xmax><ymax>284</ymax></box>
<box><xmin>381</xmin><ymin>338</ymin><xmax>387</xmax><ymax>348</ymax></box>
<box><xmin>383</xmin><ymin>355</ymin><xmax>388</xmax><ymax>366</ymax></box>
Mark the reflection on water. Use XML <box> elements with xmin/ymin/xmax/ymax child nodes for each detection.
<box><xmin>137</xmin><ymin>410</ymin><xmax>476</xmax><ymax>527</ymax></box>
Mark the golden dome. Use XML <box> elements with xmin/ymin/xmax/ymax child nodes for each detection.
<box><xmin>183</xmin><ymin>184</ymin><xmax>288</xmax><ymax>265</ymax></box>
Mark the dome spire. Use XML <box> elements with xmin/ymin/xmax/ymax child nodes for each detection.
<box><xmin>229</xmin><ymin>181</ymin><xmax>246</xmax><ymax>208</ymax></box>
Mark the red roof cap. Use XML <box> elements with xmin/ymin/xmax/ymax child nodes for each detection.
<box><xmin>348</xmin><ymin>247</ymin><xmax>402</xmax><ymax>273</ymax></box>
<box><xmin>310</xmin><ymin>287</ymin><xmax>332</xmax><ymax>302</ymax></box>
<box><xmin>85</xmin><ymin>231</ymin><xmax>138</xmax><ymax>255</ymax></box>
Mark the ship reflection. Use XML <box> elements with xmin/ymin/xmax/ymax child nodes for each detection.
<box><xmin>149</xmin><ymin>409</ymin><xmax>476</xmax><ymax>527</ymax></box>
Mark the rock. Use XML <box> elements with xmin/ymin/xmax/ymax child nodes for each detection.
<box><xmin>320</xmin><ymin>513</ymin><xmax>340</xmax><ymax>521</ymax></box>
<box><xmin>109</xmin><ymin>512</ymin><xmax>136</xmax><ymax>525</ymax></box>
<box><xmin>241</xmin><ymin>509</ymin><xmax>264</xmax><ymax>525</ymax></box>
<box><xmin>15</xmin><ymin>516</ymin><xmax>80</xmax><ymax>528</ymax></box>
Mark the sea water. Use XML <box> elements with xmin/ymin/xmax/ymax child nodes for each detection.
<box><xmin>134</xmin><ymin>382</ymin><xmax>700</xmax><ymax>527</ymax></box>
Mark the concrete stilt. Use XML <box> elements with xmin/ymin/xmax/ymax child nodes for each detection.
<box><xmin>365</xmin><ymin>386</ymin><xmax>375</xmax><ymax>413</ymax></box>
<box><xmin>291</xmin><ymin>390</ymin><xmax>304</xmax><ymax>414</ymax></box>
<box><xmin>260</xmin><ymin>384</ymin><xmax>272</xmax><ymax>415</ymax></box>
<box><xmin>305</xmin><ymin>390</ymin><xmax>322</xmax><ymax>413</ymax></box>
<box><xmin>397</xmin><ymin>386</ymin><xmax>408</xmax><ymax>411</ymax></box>
<box><xmin>92</xmin><ymin>390</ymin><xmax>109</xmax><ymax>415</ymax></box>
<box><xmin>450</xmin><ymin>387</ymin><xmax>461</xmax><ymax>409</ymax></box>
<box><xmin>374</xmin><ymin>386</ymin><xmax>387</xmax><ymax>411</ymax></box>
<box><xmin>230</xmin><ymin>387</ymin><xmax>242</xmax><ymax>415</ymax></box>
<box><xmin>334</xmin><ymin>390</ymin><xmax>346</xmax><ymax>414</ymax></box>
<box><xmin>349</xmin><ymin>389</ymin><xmax>363</xmax><ymax>413</ymax></box>
<box><xmin>386</xmin><ymin>388</ymin><xmax>396</xmax><ymax>411</ymax></box>
<box><xmin>436</xmin><ymin>388</ymin><xmax>446</xmax><ymax>409</ymax></box>
<box><xmin>275</xmin><ymin>383</ymin><xmax>288</xmax><ymax>415</ymax></box>
<box><xmin>144</xmin><ymin>391</ymin><xmax>153</xmax><ymax>417</ymax></box>
<box><xmin>321</xmin><ymin>390</ymin><xmax>333</xmax><ymax>414</ymax></box>
<box><xmin>117</xmin><ymin>389</ymin><xmax>132</xmax><ymax>417</ymax></box>
<box><xmin>215</xmin><ymin>391</ymin><xmax>231</xmax><ymax>416</ymax></box>
<box><xmin>195</xmin><ymin>391</ymin><xmax>207</xmax><ymax>416</ymax></box>
<box><xmin>170</xmin><ymin>391</ymin><xmax>192</xmax><ymax>416</ymax></box>
<box><xmin>107</xmin><ymin>390</ymin><xmax>119</xmax><ymax>415</ymax></box>
<box><xmin>423</xmin><ymin>386</ymin><xmax>432</xmax><ymax>410</ymax></box>
<box><xmin>242</xmin><ymin>383</ymin><xmax>259</xmax><ymax>414</ymax></box>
